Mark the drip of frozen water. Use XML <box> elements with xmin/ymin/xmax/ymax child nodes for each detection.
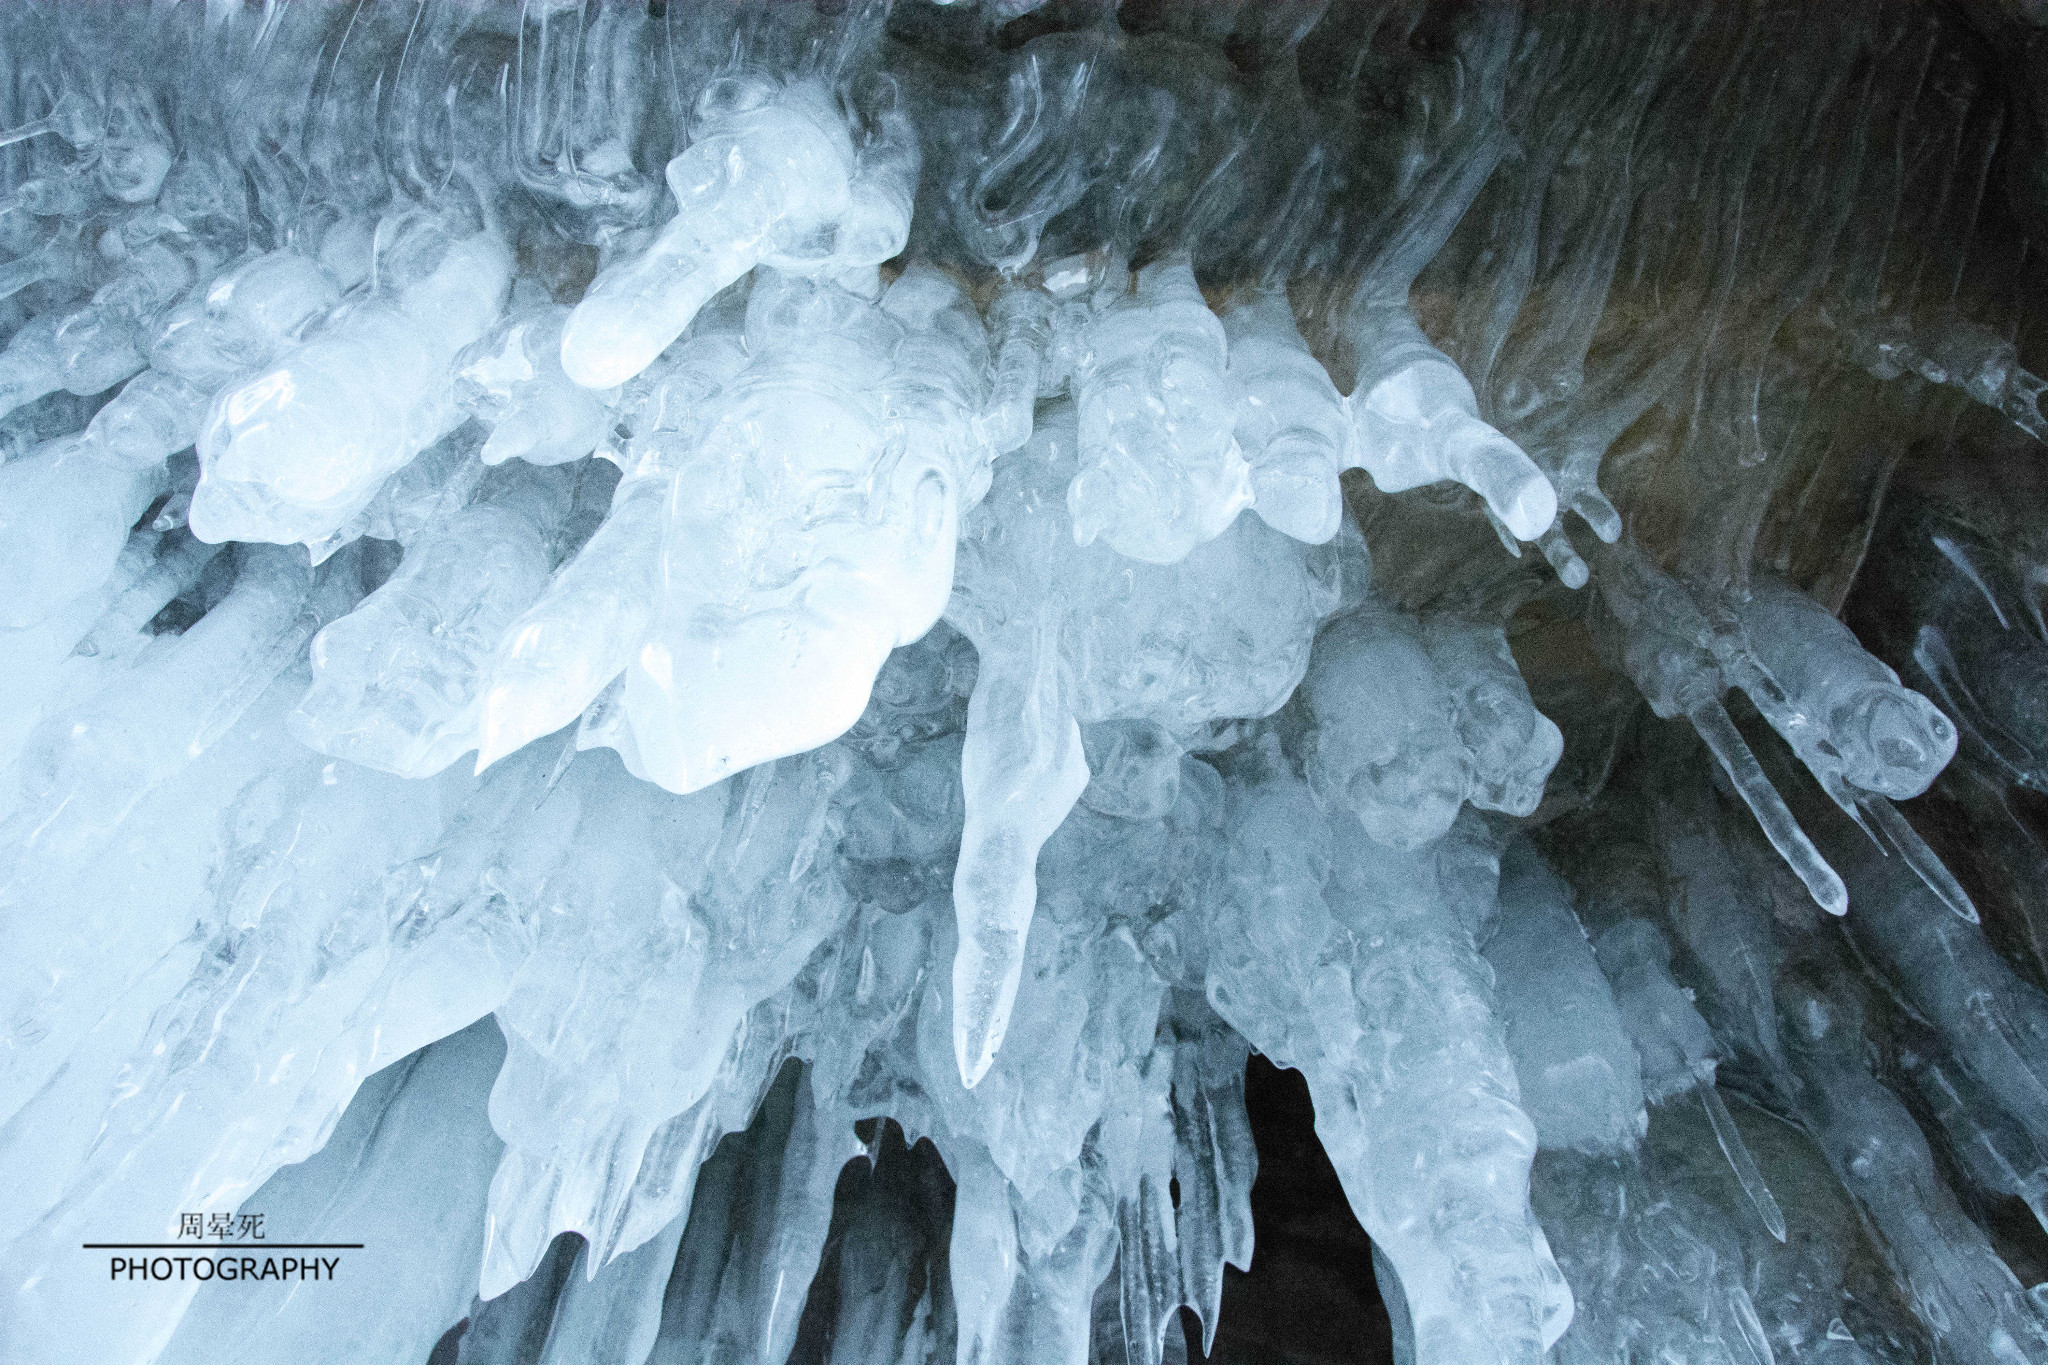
<box><xmin>0</xmin><ymin>6</ymin><xmax>2041</xmax><ymax>1365</ymax></box>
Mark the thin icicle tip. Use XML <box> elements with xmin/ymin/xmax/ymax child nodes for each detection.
<box><xmin>1</xmin><ymin>3</ymin><xmax>2045</xmax><ymax>1364</ymax></box>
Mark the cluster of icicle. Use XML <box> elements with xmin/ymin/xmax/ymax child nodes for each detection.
<box><xmin>2</xmin><ymin>2</ymin><xmax>2048</xmax><ymax>1364</ymax></box>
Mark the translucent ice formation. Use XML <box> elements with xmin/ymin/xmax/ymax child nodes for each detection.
<box><xmin>145</xmin><ymin>248</ymin><xmax>346</xmax><ymax>398</ymax></box>
<box><xmin>1302</xmin><ymin>606</ymin><xmax>1469</xmax><ymax>849</ymax></box>
<box><xmin>1222</xmin><ymin>286</ymin><xmax>1351</xmax><ymax>545</ymax></box>
<box><xmin>1890</xmin><ymin>1017</ymin><xmax>2048</xmax><ymax>1241</ymax></box>
<box><xmin>479</xmin><ymin>747</ymin><xmax>853</xmax><ymax>1293</ymax></box>
<box><xmin>6</xmin><ymin>222</ymin><xmax>226</xmax><ymax>413</ymax></box>
<box><xmin>1211</xmin><ymin>762</ymin><xmax>1571</xmax><ymax>1364</ymax></box>
<box><xmin>1428</xmin><ymin>619</ymin><xmax>1566</xmax><ymax>819</ymax></box>
<box><xmin>1302</xmin><ymin>607</ymin><xmax>1560</xmax><ymax>849</ymax></box>
<box><xmin>156</xmin><ymin>1018</ymin><xmax>507</xmax><ymax>1365</ymax></box>
<box><xmin>190</xmin><ymin>211</ymin><xmax>512</xmax><ymax>546</ymax></box>
<box><xmin>619</xmin><ymin>266</ymin><xmax>978</xmax><ymax>795</ymax></box>
<box><xmin>505</xmin><ymin>0</ymin><xmax>662</xmax><ymax>248</ymax></box>
<box><xmin>288</xmin><ymin>462</ymin><xmax>574</xmax><ymax>777</ymax></box>
<box><xmin>1531</xmin><ymin>1140</ymin><xmax>1777</xmax><ymax>1365</ymax></box>
<box><xmin>949</xmin><ymin>616</ymin><xmax>1091</xmax><ymax>1088</ymax></box>
<box><xmin>559</xmin><ymin>76</ymin><xmax>917</xmax><ymax>389</ymax></box>
<box><xmin>0</xmin><ymin>243</ymin><xmax>357</xmax><ymax>629</ymax></box>
<box><xmin>1345</xmin><ymin>300</ymin><xmax>1559</xmax><ymax>544</ymax></box>
<box><xmin>1486</xmin><ymin>842</ymin><xmax>1647</xmax><ymax>1155</ymax></box>
<box><xmin>974</xmin><ymin>282</ymin><xmax>1053</xmax><ymax>458</ymax></box>
<box><xmin>0</xmin><ymin>5</ymin><xmax>2041</xmax><ymax>1364</ymax></box>
<box><xmin>1590</xmin><ymin>538</ymin><xmax>1850</xmax><ymax>916</ymax></box>
<box><xmin>0</xmin><ymin>435</ymin><xmax>162</xmax><ymax>627</ymax></box>
<box><xmin>1843</xmin><ymin>311</ymin><xmax>2048</xmax><ymax>444</ymax></box>
<box><xmin>1777</xmin><ymin>961</ymin><xmax>2048</xmax><ymax>1365</ymax></box>
<box><xmin>454</xmin><ymin>305</ymin><xmax>617</xmax><ymax>467</ymax></box>
<box><xmin>2</xmin><ymin>544</ymin><xmax>356</xmax><ymax>872</ymax></box>
<box><xmin>1832</xmin><ymin>833</ymin><xmax>2048</xmax><ymax>1181</ymax></box>
<box><xmin>0</xmin><ymin>229</ymin><xmax>224</xmax><ymax>423</ymax></box>
<box><xmin>1732</xmin><ymin>572</ymin><xmax>1975</xmax><ymax>920</ymax></box>
<box><xmin>1592</xmin><ymin>917</ymin><xmax>1788</xmax><ymax>1244</ymax></box>
<box><xmin>1062</xmin><ymin>253</ymin><xmax>1251</xmax><ymax>563</ymax></box>
<box><xmin>948</xmin><ymin>401</ymin><xmax>1334</xmax><ymax>1083</ymax></box>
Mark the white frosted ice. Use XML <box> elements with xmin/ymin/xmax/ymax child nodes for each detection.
<box><xmin>559</xmin><ymin>76</ymin><xmax>916</xmax><ymax>390</ymax></box>
<box><xmin>620</xmin><ymin>266</ymin><xmax>978</xmax><ymax>795</ymax></box>
<box><xmin>190</xmin><ymin>213</ymin><xmax>511</xmax><ymax>547</ymax></box>
<box><xmin>289</xmin><ymin>462</ymin><xmax>573</xmax><ymax>777</ymax></box>
<box><xmin>1222</xmin><ymin>286</ymin><xmax>1350</xmax><ymax>546</ymax></box>
<box><xmin>1345</xmin><ymin>301</ymin><xmax>1558</xmax><ymax>543</ymax></box>
<box><xmin>1063</xmin><ymin>253</ymin><xmax>1251</xmax><ymax>564</ymax></box>
<box><xmin>0</xmin><ymin>6</ymin><xmax>2039</xmax><ymax>1365</ymax></box>
<box><xmin>0</xmin><ymin>435</ymin><xmax>162</xmax><ymax>628</ymax></box>
<box><xmin>1486</xmin><ymin>841</ymin><xmax>1647</xmax><ymax>1155</ymax></box>
<box><xmin>475</xmin><ymin>308</ymin><xmax>751</xmax><ymax>769</ymax></box>
<box><xmin>454</xmin><ymin>305</ymin><xmax>618</xmax><ymax>468</ymax></box>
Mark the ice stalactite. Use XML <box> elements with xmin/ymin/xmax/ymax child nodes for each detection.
<box><xmin>946</xmin><ymin>399</ymin><xmax>1332</xmax><ymax>1085</ymax></box>
<box><xmin>558</xmin><ymin>73</ymin><xmax>917</xmax><ymax>390</ymax></box>
<box><xmin>1210</xmin><ymin>766</ymin><xmax>1571</xmax><ymax>1365</ymax></box>
<box><xmin>1588</xmin><ymin>538</ymin><xmax>1852</xmax><ymax>916</ymax></box>
<box><xmin>1221</xmin><ymin>285</ymin><xmax>1351</xmax><ymax>547</ymax></box>
<box><xmin>474</xmin><ymin>298</ymin><xmax>749</xmax><ymax>768</ymax></box>
<box><xmin>1733</xmin><ymin>572</ymin><xmax>1974</xmax><ymax>920</ymax></box>
<box><xmin>287</xmin><ymin>458</ymin><xmax>577</xmax><ymax>778</ymax></box>
<box><xmin>191</xmin><ymin>211</ymin><xmax>513</xmax><ymax>549</ymax></box>
<box><xmin>1343</xmin><ymin>300</ymin><xmax>1557</xmax><ymax>547</ymax></box>
<box><xmin>1062</xmin><ymin>253</ymin><xmax>1250</xmax><ymax>565</ymax></box>
<box><xmin>0</xmin><ymin>3</ymin><xmax>2047</xmax><ymax>1364</ymax></box>
<box><xmin>1776</xmin><ymin>954</ymin><xmax>2048</xmax><ymax>1365</ymax></box>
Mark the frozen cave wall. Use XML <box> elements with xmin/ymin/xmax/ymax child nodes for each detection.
<box><xmin>4</xmin><ymin>2</ymin><xmax>2048</xmax><ymax>1364</ymax></box>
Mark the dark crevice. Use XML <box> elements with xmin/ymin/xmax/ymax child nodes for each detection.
<box><xmin>1190</xmin><ymin>1056</ymin><xmax>1392</xmax><ymax>1365</ymax></box>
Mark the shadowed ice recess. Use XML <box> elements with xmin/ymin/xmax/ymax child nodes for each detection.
<box><xmin>3</xmin><ymin>1</ymin><xmax>2048</xmax><ymax>1363</ymax></box>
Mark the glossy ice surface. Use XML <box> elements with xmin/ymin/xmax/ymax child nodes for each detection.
<box><xmin>2</xmin><ymin>4</ymin><xmax>2046</xmax><ymax>1365</ymax></box>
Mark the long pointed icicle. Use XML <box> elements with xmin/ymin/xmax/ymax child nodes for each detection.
<box><xmin>0</xmin><ymin>93</ymin><xmax>101</xmax><ymax>150</ymax></box>
<box><xmin>1687</xmin><ymin>698</ymin><xmax>1848</xmax><ymax>915</ymax></box>
<box><xmin>7</xmin><ymin>10</ymin><xmax>2048</xmax><ymax>1365</ymax></box>
<box><xmin>1695</xmin><ymin>1068</ymin><xmax>1788</xmax><ymax>1243</ymax></box>
<box><xmin>1863</xmin><ymin>793</ymin><xmax>1980</xmax><ymax>924</ymax></box>
<box><xmin>950</xmin><ymin>615</ymin><xmax>1090</xmax><ymax>1087</ymax></box>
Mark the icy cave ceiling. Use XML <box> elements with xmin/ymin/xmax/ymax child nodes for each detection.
<box><xmin>6</xmin><ymin>2</ymin><xmax>2048</xmax><ymax>1365</ymax></box>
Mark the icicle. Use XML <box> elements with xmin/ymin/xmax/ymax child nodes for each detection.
<box><xmin>1859</xmin><ymin>794</ymin><xmax>1979</xmax><ymax>924</ymax></box>
<box><xmin>1538</xmin><ymin>524</ymin><xmax>1590</xmax><ymax>589</ymax></box>
<box><xmin>1727</xmin><ymin>1282</ymin><xmax>1778</xmax><ymax>1365</ymax></box>
<box><xmin>1686</xmin><ymin>699</ymin><xmax>1848</xmax><ymax>915</ymax></box>
<box><xmin>950</xmin><ymin>615</ymin><xmax>1090</xmax><ymax>1087</ymax></box>
<box><xmin>975</xmin><ymin>284</ymin><xmax>1051</xmax><ymax>458</ymax></box>
<box><xmin>0</xmin><ymin>92</ymin><xmax>101</xmax><ymax>150</ymax></box>
<box><xmin>1695</xmin><ymin>1070</ymin><xmax>1788</xmax><ymax>1244</ymax></box>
